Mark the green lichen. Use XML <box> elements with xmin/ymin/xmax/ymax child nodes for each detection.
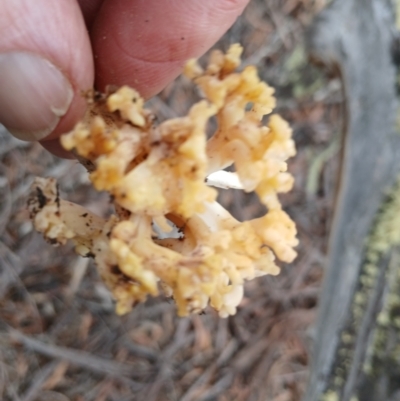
<box><xmin>361</xmin><ymin>179</ymin><xmax>400</xmax><ymax>380</ymax></box>
<box><xmin>322</xmin><ymin>390</ymin><xmax>340</xmax><ymax>401</ymax></box>
<box><xmin>321</xmin><ymin>178</ymin><xmax>400</xmax><ymax>398</ymax></box>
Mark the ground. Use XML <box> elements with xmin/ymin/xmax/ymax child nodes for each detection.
<box><xmin>0</xmin><ymin>1</ymin><xmax>343</xmax><ymax>400</ymax></box>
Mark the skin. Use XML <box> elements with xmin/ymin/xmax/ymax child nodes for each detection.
<box><xmin>0</xmin><ymin>0</ymin><xmax>250</xmax><ymax>157</ymax></box>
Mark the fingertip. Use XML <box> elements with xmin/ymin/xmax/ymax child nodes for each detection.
<box><xmin>0</xmin><ymin>0</ymin><xmax>94</xmax><ymax>142</ymax></box>
<box><xmin>92</xmin><ymin>0</ymin><xmax>250</xmax><ymax>98</ymax></box>
<box><xmin>40</xmin><ymin>138</ymin><xmax>75</xmax><ymax>159</ymax></box>
<box><xmin>77</xmin><ymin>0</ymin><xmax>104</xmax><ymax>30</ymax></box>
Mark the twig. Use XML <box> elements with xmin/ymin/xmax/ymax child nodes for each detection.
<box><xmin>144</xmin><ymin>319</ymin><xmax>194</xmax><ymax>401</ymax></box>
<box><xmin>122</xmin><ymin>340</ymin><xmax>158</xmax><ymax>362</ymax></box>
<box><xmin>0</xmin><ymin>240</ymin><xmax>23</xmax><ymax>298</ymax></box>
<box><xmin>240</xmin><ymin>35</ymin><xmax>282</xmax><ymax>68</ymax></box>
<box><xmin>240</xmin><ymin>22</ymin><xmax>294</xmax><ymax>69</ymax></box>
<box><xmin>180</xmin><ymin>365</ymin><xmax>216</xmax><ymax>401</ymax></box>
<box><xmin>8</xmin><ymin>329</ymin><xmax>145</xmax><ymax>384</ymax></box>
<box><xmin>0</xmin><ymin>164</ymin><xmax>11</xmax><ymax>236</ymax></box>
<box><xmin>232</xmin><ymin>339</ymin><xmax>269</xmax><ymax>372</ymax></box>
<box><xmin>19</xmin><ymin>361</ymin><xmax>59</xmax><ymax>401</ymax></box>
<box><xmin>306</xmin><ymin>135</ymin><xmax>340</xmax><ymax>197</ymax></box>
<box><xmin>216</xmin><ymin>338</ymin><xmax>239</xmax><ymax>368</ymax></box>
<box><xmin>198</xmin><ymin>372</ymin><xmax>234</xmax><ymax>401</ymax></box>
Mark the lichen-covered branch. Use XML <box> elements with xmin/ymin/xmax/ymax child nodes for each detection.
<box><xmin>304</xmin><ymin>0</ymin><xmax>400</xmax><ymax>399</ymax></box>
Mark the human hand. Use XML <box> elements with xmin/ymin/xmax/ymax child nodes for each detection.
<box><xmin>0</xmin><ymin>0</ymin><xmax>249</xmax><ymax>157</ymax></box>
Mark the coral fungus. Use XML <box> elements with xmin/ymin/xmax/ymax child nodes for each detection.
<box><xmin>28</xmin><ymin>44</ymin><xmax>298</xmax><ymax>317</ymax></box>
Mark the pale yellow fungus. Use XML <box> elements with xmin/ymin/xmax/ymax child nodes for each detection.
<box><xmin>28</xmin><ymin>45</ymin><xmax>298</xmax><ymax>317</ymax></box>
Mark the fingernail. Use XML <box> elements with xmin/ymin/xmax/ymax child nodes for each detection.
<box><xmin>0</xmin><ymin>52</ymin><xmax>73</xmax><ymax>141</ymax></box>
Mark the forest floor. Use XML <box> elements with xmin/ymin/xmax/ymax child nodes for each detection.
<box><xmin>0</xmin><ymin>1</ymin><xmax>344</xmax><ymax>400</ymax></box>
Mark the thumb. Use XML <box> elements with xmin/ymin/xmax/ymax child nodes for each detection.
<box><xmin>0</xmin><ymin>0</ymin><xmax>94</xmax><ymax>143</ymax></box>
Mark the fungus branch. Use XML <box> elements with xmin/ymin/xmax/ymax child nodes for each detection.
<box><xmin>28</xmin><ymin>44</ymin><xmax>298</xmax><ymax>317</ymax></box>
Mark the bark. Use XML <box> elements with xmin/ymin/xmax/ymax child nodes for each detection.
<box><xmin>304</xmin><ymin>0</ymin><xmax>400</xmax><ymax>400</ymax></box>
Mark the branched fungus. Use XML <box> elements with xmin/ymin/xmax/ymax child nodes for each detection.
<box><xmin>28</xmin><ymin>44</ymin><xmax>298</xmax><ymax>317</ymax></box>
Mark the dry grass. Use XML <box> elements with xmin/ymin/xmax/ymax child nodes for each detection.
<box><xmin>0</xmin><ymin>1</ymin><xmax>343</xmax><ymax>400</ymax></box>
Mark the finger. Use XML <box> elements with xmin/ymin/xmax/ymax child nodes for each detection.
<box><xmin>91</xmin><ymin>0</ymin><xmax>249</xmax><ymax>98</ymax></box>
<box><xmin>40</xmin><ymin>138</ymin><xmax>75</xmax><ymax>159</ymax></box>
<box><xmin>0</xmin><ymin>0</ymin><xmax>94</xmax><ymax>143</ymax></box>
<box><xmin>77</xmin><ymin>0</ymin><xmax>104</xmax><ymax>30</ymax></box>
